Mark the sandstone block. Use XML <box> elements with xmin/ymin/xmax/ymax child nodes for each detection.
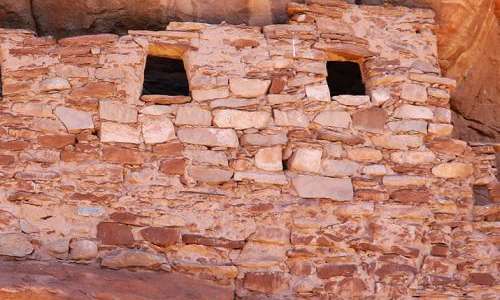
<box><xmin>229</xmin><ymin>78</ymin><xmax>270</xmax><ymax>98</ymax></box>
<box><xmin>39</xmin><ymin>77</ymin><xmax>70</xmax><ymax>92</ymax></box>
<box><xmin>213</xmin><ymin>109</ymin><xmax>271</xmax><ymax>129</ymax></box>
<box><xmin>428</xmin><ymin>88</ymin><xmax>450</xmax><ymax>99</ymax></box>
<box><xmin>292</xmin><ymin>175</ymin><xmax>353</xmax><ymax>200</ymax></box>
<box><xmin>101</xmin><ymin>249</ymin><xmax>166</xmax><ymax>270</ymax></box>
<box><xmin>372</xmin><ymin>134</ymin><xmax>423</xmax><ymax>150</ymax></box>
<box><xmin>401</xmin><ymin>83</ymin><xmax>427</xmax><ymax>103</ymax></box>
<box><xmin>394</xmin><ymin>104</ymin><xmax>434</xmax><ymax>120</ymax></box>
<box><xmin>102</xmin><ymin>146</ymin><xmax>144</xmax><ymax>165</ymax></box>
<box><xmin>267</xmin><ymin>94</ymin><xmax>303</xmax><ymax>105</ymax></box>
<box><xmin>175</xmin><ymin>105</ymin><xmax>212</xmax><ymax>126</ymax></box>
<box><xmin>321</xmin><ymin>159</ymin><xmax>360</xmax><ymax>177</ymax></box>
<box><xmin>347</xmin><ymin>148</ymin><xmax>383</xmax><ymax>163</ymax></box>
<box><xmin>426</xmin><ymin>138</ymin><xmax>467</xmax><ymax>156</ymax></box>
<box><xmin>432</xmin><ymin>162</ymin><xmax>473</xmax><ymax>178</ymax></box>
<box><xmin>288</xmin><ymin>148</ymin><xmax>323</xmax><ymax>173</ymax></box>
<box><xmin>177</xmin><ymin>128</ymin><xmax>239</xmax><ymax>148</ymax></box>
<box><xmin>235</xmin><ymin>242</ymin><xmax>287</xmax><ymax>268</ymax></box>
<box><xmin>141</xmin><ymin>95</ymin><xmax>192</xmax><ymax>105</ymax></box>
<box><xmin>273</xmin><ymin>110</ymin><xmax>309</xmax><ymax>127</ymax></box>
<box><xmin>184</xmin><ymin>150</ymin><xmax>228</xmax><ymax>167</ymax></box>
<box><xmin>20</xmin><ymin>149</ymin><xmax>60</xmax><ymax>163</ymax></box>
<box><xmin>371</xmin><ymin>87</ymin><xmax>391</xmax><ymax>105</ymax></box>
<box><xmin>390</xmin><ymin>188</ymin><xmax>432</xmax><ymax>204</ymax></box>
<box><xmin>249</xmin><ymin>226</ymin><xmax>290</xmax><ymax>245</ymax></box>
<box><xmin>38</xmin><ymin>134</ymin><xmax>76</xmax><ymax>149</ymax></box>
<box><xmin>409</xmin><ymin>73</ymin><xmax>457</xmax><ymax>88</ymax></box>
<box><xmin>428</xmin><ymin>123</ymin><xmax>453</xmax><ymax>137</ymax></box>
<box><xmin>383</xmin><ymin>175</ymin><xmax>428</xmax><ymax>186</ymax></box>
<box><xmin>142</xmin><ymin>115</ymin><xmax>176</xmax><ymax>144</ymax></box>
<box><xmin>55</xmin><ymin>107</ymin><xmax>94</xmax><ymax>131</ymax></box>
<box><xmin>159</xmin><ymin>159</ymin><xmax>186</xmax><ymax>175</ymax></box>
<box><xmin>332</xmin><ymin>95</ymin><xmax>370</xmax><ymax>106</ymax></box>
<box><xmin>362</xmin><ymin>164</ymin><xmax>388</xmax><ymax>176</ymax></box>
<box><xmin>243</xmin><ymin>272</ymin><xmax>288</xmax><ymax>294</ymax></box>
<box><xmin>12</xmin><ymin>102</ymin><xmax>53</xmax><ymax>117</ymax></box>
<box><xmin>69</xmin><ymin>239</ymin><xmax>98</xmax><ymax>260</ymax></box>
<box><xmin>352</xmin><ymin>107</ymin><xmax>387</xmax><ymax>133</ymax></box>
<box><xmin>97</xmin><ymin>222</ymin><xmax>134</xmax><ymax>246</ymax></box>
<box><xmin>433</xmin><ymin>107</ymin><xmax>452</xmax><ymax>123</ymax></box>
<box><xmin>314</xmin><ymin>110</ymin><xmax>351</xmax><ymax>128</ymax></box>
<box><xmin>192</xmin><ymin>87</ymin><xmax>230</xmax><ymax>102</ymax></box>
<box><xmin>305</xmin><ymin>84</ymin><xmax>330</xmax><ymax>102</ymax></box>
<box><xmin>0</xmin><ymin>233</ymin><xmax>33</xmax><ymax>257</ymax></box>
<box><xmin>255</xmin><ymin>146</ymin><xmax>283</xmax><ymax>171</ymax></box>
<box><xmin>188</xmin><ymin>166</ymin><xmax>233</xmax><ymax>183</ymax></box>
<box><xmin>234</xmin><ymin>171</ymin><xmax>288</xmax><ymax>185</ymax></box>
<box><xmin>182</xmin><ymin>234</ymin><xmax>245</xmax><ymax>249</ymax></box>
<box><xmin>317</xmin><ymin>264</ymin><xmax>357</xmax><ymax>279</ymax></box>
<box><xmin>101</xmin><ymin>122</ymin><xmax>141</xmax><ymax>144</ymax></box>
<box><xmin>390</xmin><ymin>151</ymin><xmax>436</xmax><ymax>165</ymax></box>
<box><xmin>0</xmin><ymin>155</ymin><xmax>15</xmax><ymax>165</ymax></box>
<box><xmin>99</xmin><ymin>100</ymin><xmax>137</xmax><ymax>123</ymax></box>
<box><xmin>153</xmin><ymin>142</ymin><xmax>184</xmax><ymax>157</ymax></box>
<box><xmin>241</xmin><ymin>132</ymin><xmax>287</xmax><ymax>146</ymax></box>
<box><xmin>387</xmin><ymin>120</ymin><xmax>427</xmax><ymax>134</ymax></box>
<box><xmin>140</xmin><ymin>227</ymin><xmax>180</xmax><ymax>247</ymax></box>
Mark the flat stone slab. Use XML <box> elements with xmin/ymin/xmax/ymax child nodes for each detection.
<box><xmin>0</xmin><ymin>260</ymin><xmax>233</xmax><ymax>300</ymax></box>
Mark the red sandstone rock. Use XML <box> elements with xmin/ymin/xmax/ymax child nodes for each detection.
<box><xmin>102</xmin><ymin>146</ymin><xmax>144</xmax><ymax>165</ymax></box>
<box><xmin>140</xmin><ymin>227</ymin><xmax>179</xmax><ymax>247</ymax></box>
<box><xmin>243</xmin><ymin>272</ymin><xmax>288</xmax><ymax>294</ymax></box>
<box><xmin>182</xmin><ymin>234</ymin><xmax>245</xmax><ymax>249</ymax></box>
<box><xmin>468</xmin><ymin>273</ymin><xmax>496</xmax><ymax>286</ymax></box>
<box><xmin>317</xmin><ymin>264</ymin><xmax>357</xmax><ymax>279</ymax></box>
<box><xmin>97</xmin><ymin>222</ymin><xmax>135</xmax><ymax>247</ymax></box>
<box><xmin>159</xmin><ymin>158</ymin><xmax>186</xmax><ymax>175</ymax></box>
<box><xmin>38</xmin><ymin>134</ymin><xmax>76</xmax><ymax>149</ymax></box>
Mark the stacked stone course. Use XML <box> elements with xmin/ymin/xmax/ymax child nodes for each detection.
<box><xmin>0</xmin><ymin>0</ymin><xmax>498</xmax><ymax>298</ymax></box>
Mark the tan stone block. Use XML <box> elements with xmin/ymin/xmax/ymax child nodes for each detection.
<box><xmin>229</xmin><ymin>78</ymin><xmax>270</xmax><ymax>98</ymax></box>
<box><xmin>347</xmin><ymin>148</ymin><xmax>383</xmax><ymax>163</ymax></box>
<box><xmin>192</xmin><ymin>87</ymin><xmax>229</xmax><ymax>102</ymax></box>
<box><xmin>255</xmin><ymin>146</ymin><xmax>283</xmax><ymax>171</ymax></box>
<box><xmin>175</xmin><ymin>105</ymin><xmax>212</xmax><ymax>126</ymax></box>
<box><xmin>372</xmin><ymin>134</ymin><xmax>423</xmax><ymax>150</ymax></box>
<box><xmin>394</xmin><ymin>104</ymin><xmax>434</xmax><ymax>120</ymax></box>
<box><xmin>383</xmin><ymin>175</ymin><xmax>428</xmax><ymax>186</ymax></box>
<box><xmin>39</xmin><ymin>77</ymin><xmax>70</xmax><ymax>92</ymax></box>
<box><xmin>184</xmin><ymin>150</ymin><xmax>228</xmax><ymax>167</ymax></box>
<box><xmin>188</xmin><ymin>166</ymin><xmax>233</xmax><ymax>183</ymax></box>
<box><xmin>69</xmin><ymin>240</ymin><xmax>98</xmax><ymax>260</ymax></box>
<box><xmin>291</xmin><ymin>174</ymin><xmax>353</xmax><ymax>200</ymax></box>
<box><xmin>387</xmin><ymin>120</ymin><xmax>427</xmax><ymax>134</ymax></box>
<box><xmin>400</xmin><ymin>83</ymin><xmax>427</xmax><ymax>103</ymax></box>
<box><xmin>234</xmin><ymin>171</ymin><xmax>288</xmax><ymax>185</ymax></box>
<box><xmin>314</xmin><ymin>110</ymin><xmax>351</xmax><ymax>128</ymax></box>
<box><xmin>101</xmin><ymin>122</ymin><xmax>141</xmax><ymax>144</ymax></box>
<box><xmin>241</xmin><ymin>132</ymin><xmax>287</xmax><ymax>146</ymax></box>
<box><xmin>332</xmin><ymin>95</ymin><xmax>370</xmax><ymax>106</ymax></box>
<box><xmin>432</xmin><ymin>162</ymin><xmax>473</xmax><ymax>178</ymax></box>
<box><xmin>428</xmin><ymin>123</ymin><xmax>453</xmax><ymax>136</ymax></box>
<box><xmin>288</xmin><ymin>148</ymin><xmax>322</xmax><ymax>173</ymax></box>
<box><xmin>142</xmin><ymin>115</ymin><xmax>176</xmax><ymax>144</ymax></box>
<box><xmin>177</xmin><ymin>128</ymin><xmax>239</xmax><ymax>148</ymax></box>
<box><xmin>12</xmin><ymin>102</ymin><xmax>53</xmax><ymax>117</ymax></box>
<box><xmin>101</xmin><ymin>249</ymin><xmax>166</xmax><ymax>269</ymax></box>
<box><xmin>321</xmin><ymin>159</ymin><xmax>360</xmax><ymax>177</ymax></box>
<box><xmin>0</xmin><ymin>233</ymin><xmax>33</xmax><ymax>257</ymax></box>
<box><xmin>305</xmin><ymin>84</ymin><xmax>330</xmax><ymax>102</ymax></box>
<box><xmin>213</xmin><ymin>109</ymin><xmax>271</xmax><ymax>129</ymax></box>
<box><xmin>99</xmin><ymin>100</ymin><xmax>137</xmax><ymax>123</ymax></box>
<box><xmin>273</xmin><ymin>109</ymin><xmax>309</xmax><ymax>127</ymax></box>
<box><xmin>390</xmin><ymin>151</ymin><xmax>436</xmax><ymax>165</ymax></box>
<box><xmin>55</xmin><ymin>107</ymin><xmax>94</xmax><ymax>131</ymax></box>
<box><xmin>352</xmin><ymin>107</ymin><xmax>387</xmax><ymax>133</ymax></box>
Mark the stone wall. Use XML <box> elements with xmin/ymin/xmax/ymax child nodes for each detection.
<box><xmin>0</xmin><ymin>1</ymin><xmax>498</xmax><ymax>298</ymax></box>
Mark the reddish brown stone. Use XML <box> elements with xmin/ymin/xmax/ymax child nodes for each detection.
<box><xmin>430</xmin><ymin>244</ymin><xmax>448</xmax><ymax>257</ymax></box>
<box><xmin>58</xmin><ymin>34</ymin><xmax>119</xmax><ymax>46</ymax></box>
<box><xmin>110</xmin><ymin>212</ymin><xmax>139</xmax><ymax>225</ymax></box>
<box><xmin>468</xmin><ymin>273</ymin><xmax>496</xmax><ymax>286</ymax></box>
<box><xmin>153</xmin><ymin>142</ymin><xmax>184</xmax><ymax>157</ymax></box>
<box><xmin>317</xmin><ymin>130</ymin><xmax>365</xmax><ymax>145</ymax></box>
<box><xmin>269</xmin><ymin>77</ymin><xmax>286</xmax><ymax>94</ymax></box>
<box><xmin>375</xmin><ymin>263</ymin><xmax>417</xmax><ymax>280</ymax></box>
<box><xmin>71</xmin><ymin>82</ymin><xmax>115</xmax><ymax>98</ymax></box>
<box><xmin>97</xmin><ymin>222</ymin><xmax>134</xmax><ymax>247</ymax></box>
<box><xmin>352</xmin><ymin>107</ymin><xmax>387</xmax><ymax>133</ymax></box>
<box><xmin>243</xmin><ymin>272</ymin><xmax>288</xmax><ymax>294</ymax></box>
<box><xmin>317</xmin><ymin>264</ymin><xmax>357</xmax><ymax>279</ymax></box>
<box><xmin>230</xmin><ymin>39</ymin><xmax>260</xmax><ymax>50</ymax></box>
<box><xmin>288</xmin><ymin>260</ymin><xmax>313</xmax><ymax>276</ymax></box>
<box><xmin>38</xmin><ymin>134</ymin><xmax>76</xmax><ymax>149</ymax></box>
<box><xmin>70</xmin><ymin>193</ymin><xmax>114</xmax><ymax>203</ymax></box>
<box><xmin>356</xmin><ymin>189</ymin><xmax>389</xmax><ymax>202</ymax></box>
<box><xmin>0</xmin><ymin>141</ymin><xmax>30</xmax><ymax>151</ymax></box>
<box><xmin>336</xmin><ymin>277</ymin><xmax>367</xmax><ymax>295</ymax></box>
<box><xmin>159</xmin><ymin>159</ymin><xmax>186</xmax><ymax>175</ymax></box>
<box><xmin>61</xmin><ymin>150</ymin><xmax>99</xmax><ymax>162</ymax></box>
<box><xmin>0</xmin><ymin>155</ymin><xmax>15</xmax><ymax>166</ymax></box>
<box><xmin>140</xmin><ymin>227</ymin><xmax>180</xmax><ymax>247</ymax></box>
<box><xmin>426</xmin><ymin>138</ymin><xmax>467</xmax><ymax>156</ymax></box>
<box><xmin>182</xmin><ymin>234</ymin><xmax>245</xmax><ymax>249</ymax></box>
<box><xmin>390</xmin><ymin>188</ymin><xmax>432</xmax><ymax>204</ymax></box>
<box><xmin>102</xmin><ymin>146</ymin><xmax>144</xmax><ymax>165</ymax></box>
<box><xmin>391</xmin><ymin>246</ymin><xmax>420</xmax><ymax>258</ymax></box>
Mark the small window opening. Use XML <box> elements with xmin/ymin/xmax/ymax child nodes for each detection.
<box><xmin>142</xmin><ymin>56</ymin><xmax>189</xmax><ymax>96</ymax></box>
<box><xmin>327</xmin><ymin>61</ymin><xmax>365</xmax><ymax>96</ymax></box>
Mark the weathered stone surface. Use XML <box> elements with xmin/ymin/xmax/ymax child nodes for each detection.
<box><xmin>314</xmin><ymin>110</ymin><xmax>351</xmax><ymax>128</ymax></box>
<box><xmin>69</xmin><ymin>239</ymin><xmax>98</xmax><ymax>260</ymax></box>
<box><xmin>394</xmin><ymin>104</ymin><xmax>434</xmax><ymax>120</ymax></box>
<box><xmin>321</xmin><ymin>159</ymin><xmax>360</xmax><ymax>177</ymax></box>
<box><xmin>140</xmin><ymin>227</ymin><xmax>180</xmax><ymax>247</ymax></box>
<box><xmin>400</xmin><ymin>83</ymin><xmax>427</xmax><ymax>103</ymax></box>
<box><xmin>332</xmin><ymin>95</ymin><xmax>370</xmax><ymax>106</ymax></box>
<box><xmin>101</xmin><ymin>249</ymin><xmax>166</xmax><ymax>269</ymax></box>
<box><xmin>372</xmin><ymin>134</ymin><xmax>423</xmax><ymax>150</ymax></box>
<box><xmin>142</xmin><ymin>115</ymin><xmax>176</xmax><ymax>144</ymax></box>
<box><xmin>243</xmin><ymin>272</ymin><xmax>288</xmax><ymax>294</ymax></box>
<box><xmin>255</xmin><ymin>146</ymin><xmax>283</xmax><ymax>171</ymax></box>
<box><xmin>347</xmin><ymin>148</ymin><xmax>383</xmax><ymax>163</ymax></box>
<box><xmin>97</xmin><ymin>222</ymin><xmax>134</xmax><ymax>246</ymax></box>
<box><xmin>141</xmin><ymin>95</ymin><xmax>192</xmax><ymax>105</ymax></box>
<box><xmin>174</xmin><ymin>105</ymin><xmax>212</xmax><ymax>126</ymax></box>
<box><xmin>182</xmin><ymin>234</ymin><xmax>244</xmax><ymax>249</ymax></box>
<box><xmin>273</xmin><ymin>110</ymin><xmax>309</xmax><ymax>127</ymax></box>
<box><xmin>0</xmin><ymin>233</ymin><xmax>33</xmax><ymax>257</ymax></box>
<box><xmin>213</xmin><ymin>109</ymin><xmax>271</xmax><ymax>129</ymax></box>
<box><xmin>99</xmin><ymin>100</ymin><xmax>137</xmax><ymax>123</ymax></box>
<box><xmin>371</xmin><ymin>87</ymin><xmax>391</xmax><ymax>105</ymax></box>
<box><xmin>241</xmin><ymin>132</ymin><xmax>287</xmax><ymax>146</ymax></box>
<box><xmin>288</xmin><ymin>148</ymin><xmax>323</xmax><ymax>173</ymax></box>
<box><xmin>177</xmin><ymin>128</ymin><xmax>239</xmax><ymax>148</ymax></box>
<box><xmin>234</xmin><ymin>171</ymin><xmax>288</xmax><ymax>185</ymax></box>
<box><xmin>306</xmin><ymin>84</ymin><xmax>330</xmax><ymax>102</ymax></box>
<box><xmin>101</xmin><ymin>122</ymin><xmax>141</xmax><ymax>144</ymax></box>
<box><xmin>387</xmin><ymin>120</ymin><xmax>427</xmax><ymax>134</ymax></box>
<box><xmin>184</xmin><ymin>150</ymin><xmax>228</xmax><ymax>167</ymax></box>
<box><xmin>159</xmin><ymin>158</ymin><xmax>187</xmax><ymax>175</ymax></box>
<box><xmin>317</xmin><ymin>264</ymin><xmax>356</xmax><ymax>279</ymax></box>
<box><xmin>192</xmin><ymin>87</ymin><xmax>230</xmax><ymax>102</ymax></box>
<box><xmin>12</xmin><ymin>102</ymin><xmax>53</xmax><ymax>117</ymax></box>
<box><xmin>292</xmin><ymin>175</ymin><xmax>353</xmax><ymax>200</ymax></box>
<box><xmin>103</xmin><ymin>146</ymin><xmax>144</xmax><ymax>165</ymax></box>
<box><xmin>229</xmin><ymin>78</ymin><xmax>270</xmax><ymax>98</ymax></box>
<box><xmin>390</xmin><ymin>151</ymin><xmax>436</xmax><ymax>165</ymax></box>
<box><xmin>383</xmin><ymin>175</ymin><xmax>428</xmax><ymax>186</ymax></box>
<box><xmin>432</xmin><ymin>162</ymin><xmax>474</xmax><ymax>178</ymax></box>
<box><xmin>55</xmin><ymin>107</ymin><xmax>94</xmax><ymax>131</ymax></box>
<box><xmin>38</xmin><ymin>134</ymin><xmax>76</xmax><ymax>149</ymax></box>
<box><xmin>39</xmin><ymin>77</ymin><xmax>70</xmax><ymax>92</ymax></box>
<box><xmin>188</xmin><ymin>166</ymin><xmax>234</xmax><ymax>183</ymax></box>
<box><xmin>352</xmin><ymin>107</ymin><xmax>387</xmax><ymax>133</ymax></box>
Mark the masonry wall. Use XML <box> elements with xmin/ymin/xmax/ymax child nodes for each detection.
<box><xmin>0</xmin><ymin>1</ymin><xmax>498</xmax><ymax>299</ymax></box>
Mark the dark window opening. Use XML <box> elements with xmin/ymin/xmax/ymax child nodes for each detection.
<box><xmin>327</xmin><ymin>61</ymin><xmax>365</xmax><ymax>96</ymax></box>
<box><xmin>142</xmin><ymin>56</ymin><xmax>189</xmax><ymax>96</ymax></box>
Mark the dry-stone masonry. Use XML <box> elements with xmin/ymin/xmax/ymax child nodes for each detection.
<box><xmin>0</xmin><ymin>0</ymin><xmax>498</xmax><ymax>298</ymax></box>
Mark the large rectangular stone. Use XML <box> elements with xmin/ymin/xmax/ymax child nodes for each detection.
<box><xmin>291</xmin><ymin>175</ymin><xmax>353</xmax><ymax>201</ymax></box>
<box><xmin>213</xmin><ymin>109</ymin><xmax>271</xmax><ymax>129</ymax></box>
<box><xmin>177</xmin><ymin>128</ymin><xmax>239</xmax><ymax>148</ymax></box>
<box><xmin>100</xmin><ymin>122</ymin><xmax>141</xmax><ymax>144</ymax></box>
<box><xmin>99</xmin><ymin>100</ymin><xmax>137</xmax><ymax>123</ymax></box>
<box><xmin>234</xmin><ymin>171</ymin><xmax>288</xmax><ymax>185</ymax></box>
